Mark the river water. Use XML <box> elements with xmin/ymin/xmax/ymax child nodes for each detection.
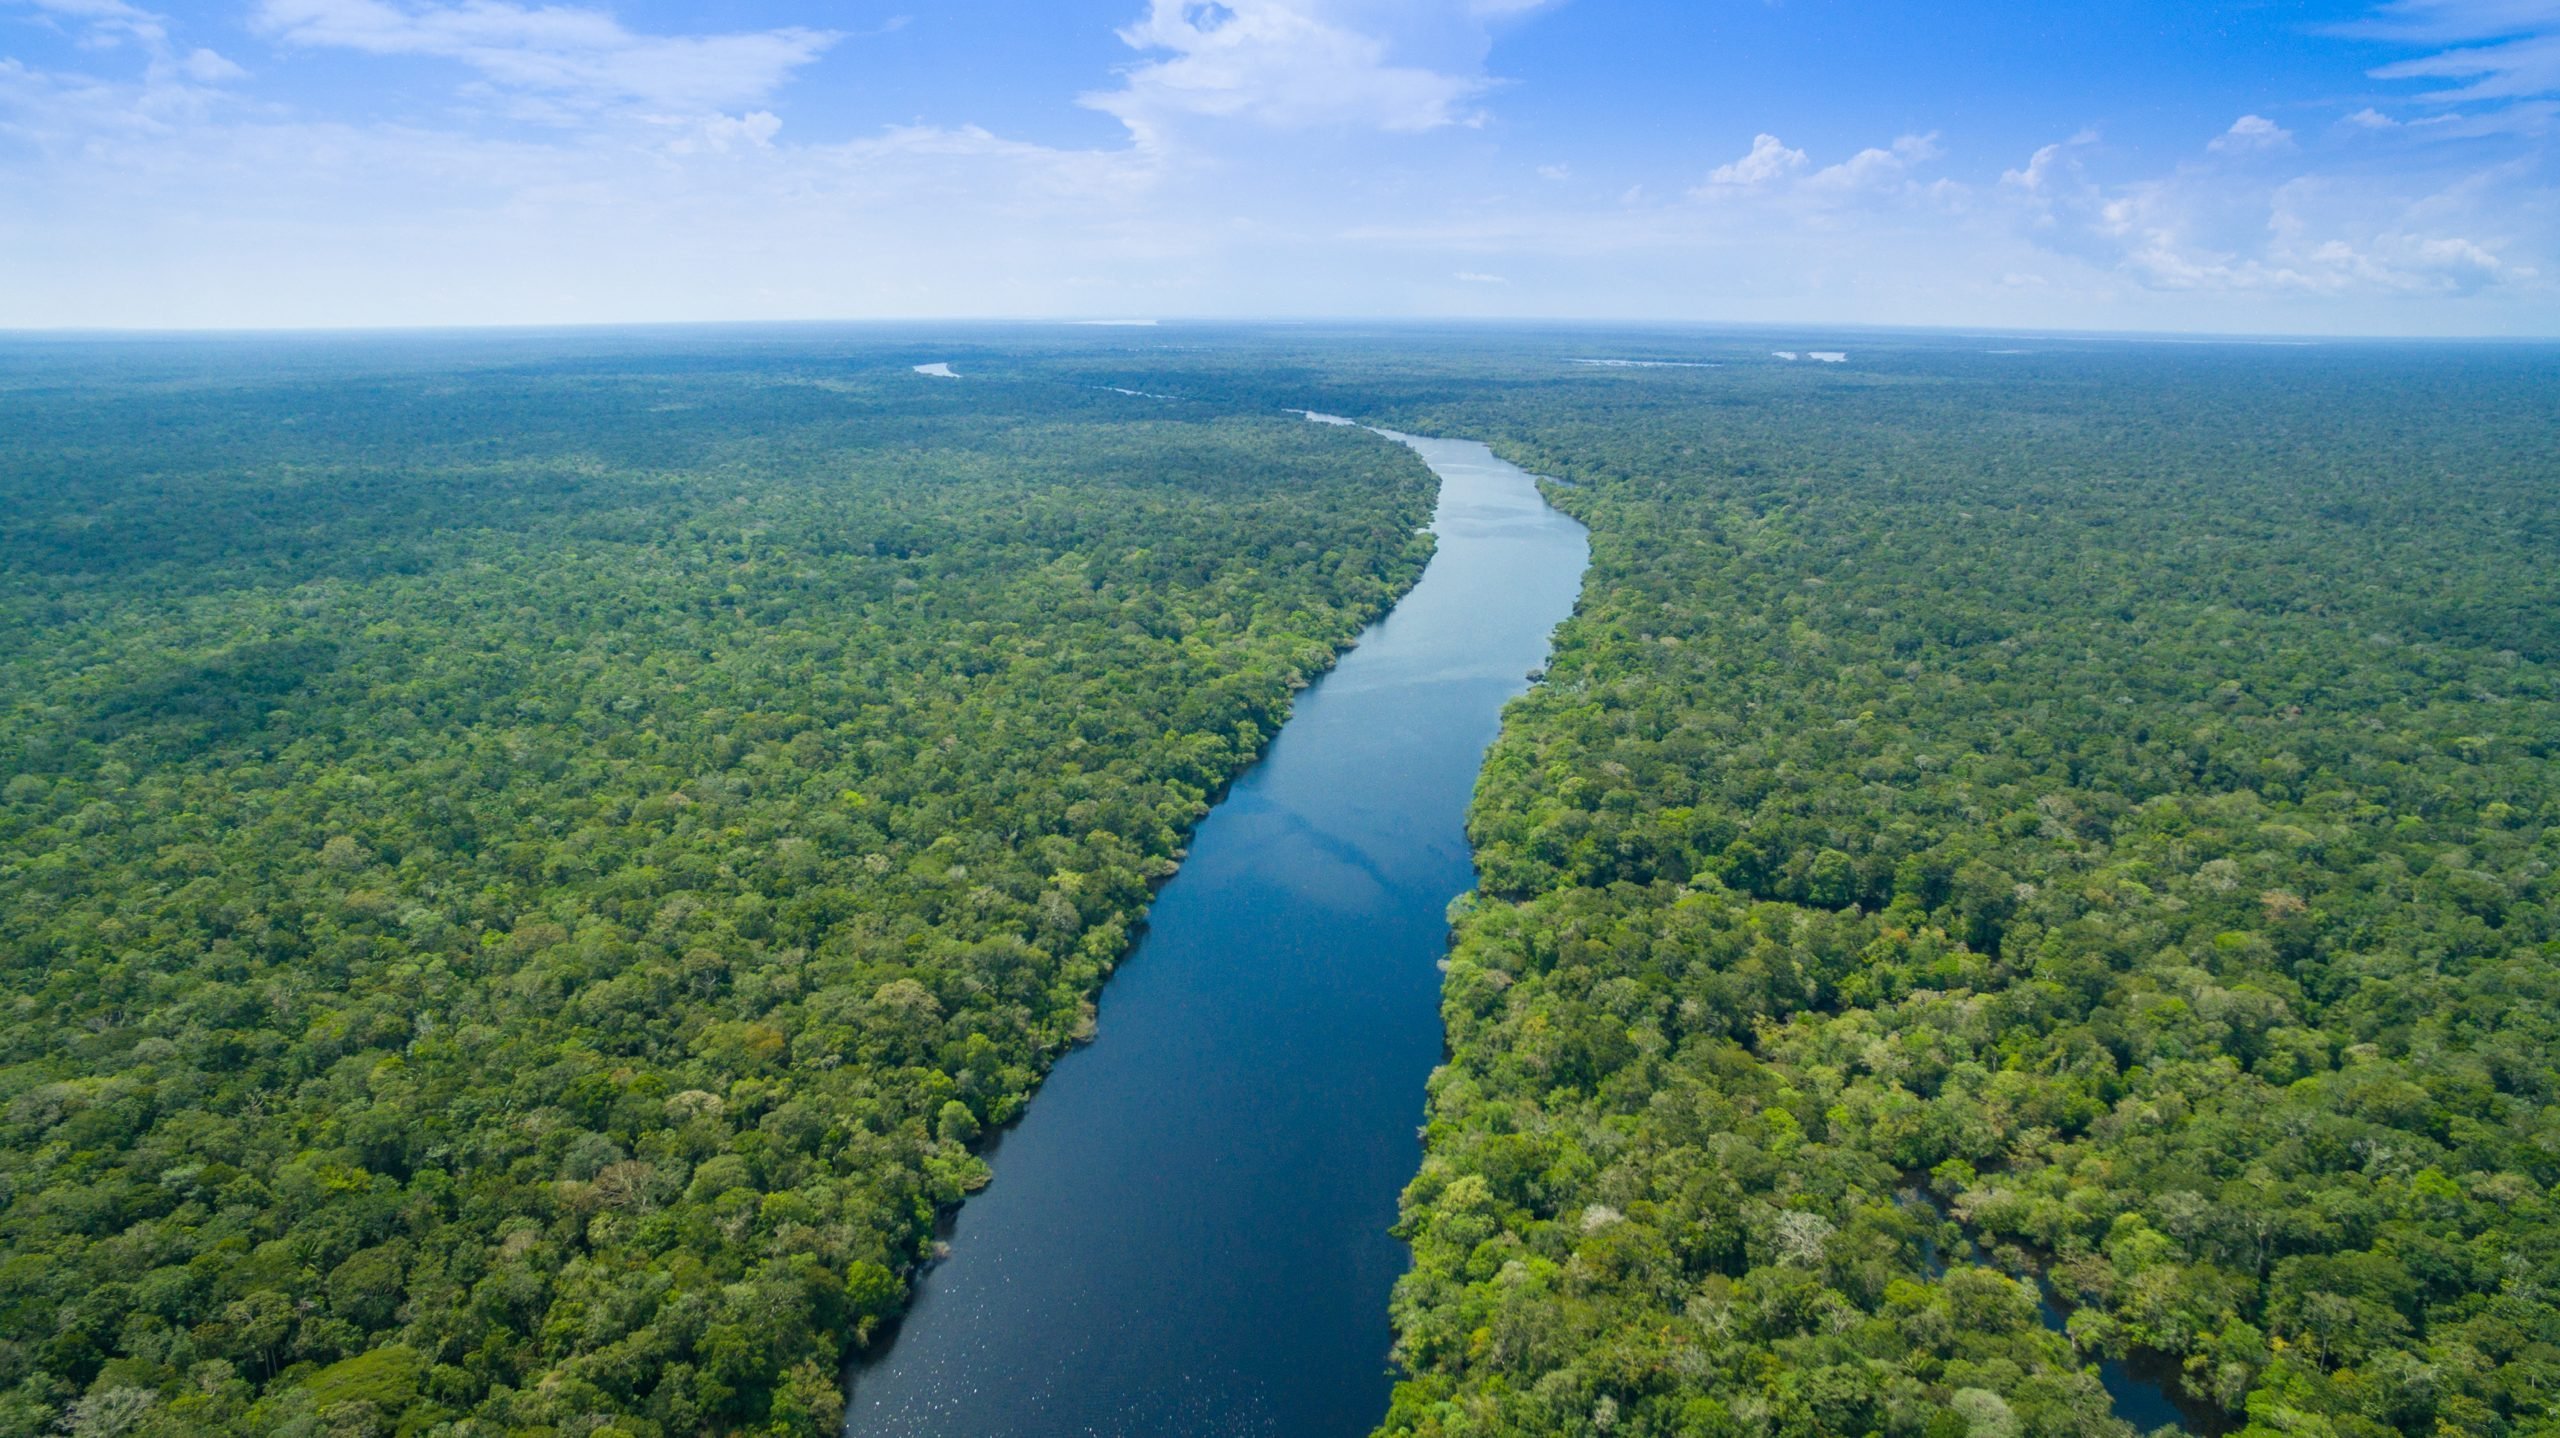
<box><xmin>842</xmin><ymin>424</ymin><xmax>1590</xmax><ymax>1437</ymax></box>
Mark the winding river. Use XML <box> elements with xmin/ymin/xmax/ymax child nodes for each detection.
<box><xmin>843</xmin><ymin>422</ymin><xmax>1590</xmax><ymax>1436</ymax></box>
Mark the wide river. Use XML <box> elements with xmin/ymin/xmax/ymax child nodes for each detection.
<box><xmin>843</xmin><ymin>423</ymin><xmax>1590</xmax><ymax>1437</ymax></box>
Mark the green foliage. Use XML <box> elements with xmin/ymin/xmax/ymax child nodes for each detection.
<box><xmin>9</xmin><ymin>330</ymin><xmax>2555</xmax><ymax>1438</ymax></box>
<box><xmin>1260</xmin><ymin>341</ymin><xmax>2554</xmax><ymax>1438</ymax></box>
<box><xmin>0</xmin><ymin>341</ymin><xmax>1435</xmax><ymax>1436</ymax></box>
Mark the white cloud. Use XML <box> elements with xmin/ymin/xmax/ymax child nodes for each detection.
<box><xmin>1689</xmin><ymin>131</ymin><xmax>1944</xmax><ymax>205</ymax></box>
<box><xmin>0</xmin><ymin>37</ymin><xmax>241</xmax><ymax>144</ymax></box>
<box><xmin>2002</xmin><ymin>129</ymin><xmax>2099</xmax><ymax>199</ymax></box>
<box><xmin>2373</xmin><ymin>32</ymin><xmax>2560</xmax><ymax>101</ymax></box>
<box><xmin>6</xmin><ymin>0</ymin><xmax>250</xmax><ymax>88</ymax></box>
<box><xmin>1804</xmin><ymin>131</ymin><xmax>1943</xmax><ymax>190</ymax></box>
<box><xmin>667</xmin><ymin>109</ymin><xmax>779</xmax><ymax>154</ymax></box>
<box><xmin>0</xmin><ymin>1</ymin><xmax>1171</xmax><ymax>326</ymax></box>
<box><xmin>175</xmin><ymin>48</ymin><xmax>243</xmax><ymax>82</ymax></box>
<box><xmin>13</xmin><ymin>0</ymin><xmax>167</xmax><ymax>47</ymax></box>
<box><xmin>249</xmin><ymin>0</ymin><xmax>838</xmax><ymax>116</ymax></box>
<box><xmin>2399</xmin><ymin>100</ymin><xmax>2560</xmax><ymax>135</ymax></box>
<box><xmin>0</xmin><ymin>83</ymin><xmax>1174</xmax><ymax>326</ymax></box>
<box><xmin>1079</xmin><ymin>0</ymin><xmax>1549</xmax><ymax>144</ymax></box>
<box><xmin>2343</xmin><ymin>106</ymin><xmax>2402</xmax><ymax>128</ymax></box>
<box><xmin>0</xmin><ymin>0</ymin><xmax>2551</xmax><ymax>334</ymax></box>
<box><xmin>2208</xmin><ymin>114</ymin><xmax>2297</xmax><ymax>153</ymax></box>
<box><xmin>2337</xmin><ymin>0</ymin><xmax>2560</xmax><ymax>115</ymax></box>
<box><xmin>2342</xmin><ymin>0</ymin><xmax>2560</xmax><ymax>44</ymax></box>
<box><xmin>1997</xmin><ymin>117</ymin><xmax>2541</xmax><ymax>302</ymax></box>
<box><xmin>1702</xmin><ymin>133</ymin><xmax>1805</xmax><ymax>187</ymax></box>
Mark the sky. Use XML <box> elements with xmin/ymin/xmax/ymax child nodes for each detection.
<box><xmin>2</xmin><ymin>0</ymin><xmax>2556</xmax><ymax>333</ymax></box>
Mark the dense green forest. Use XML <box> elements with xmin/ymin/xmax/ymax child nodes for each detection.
<box><xmin>1019</xmin><ymin>332</ymin><xmax>2559</xmax><ymax>1437</ymax></box>
<box><xmin>0</xmin><ymin>339</ymin><xmax>1435</xmax><ymax>1437</ymax></box>
<box><xmin>7</xmin><ymin>330</ymin><xmax>2556</xmax><ymax>1438</ymax></box>
<box><xmin>1353</xmin><ymin>341</ymin><xmax>2555</xmax><ymax>1438</ymax></box>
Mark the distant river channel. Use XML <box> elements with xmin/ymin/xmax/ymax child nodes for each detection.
<box><xmin>843</xmin><ymin>420</ymin><xmax>1591</xmax><ymax>1437</ymax></box>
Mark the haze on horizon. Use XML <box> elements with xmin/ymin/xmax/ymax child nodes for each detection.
<box><xmin>3</xmin><ymin>0</ymin><xmax>2556</xmax><ymax>336</ymax></box>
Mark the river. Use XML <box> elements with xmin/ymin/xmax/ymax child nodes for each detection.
<box><xmin>842</xmin><ymin>422</ymin><xmax>1590</xmax><ymax>1437</ymax></box>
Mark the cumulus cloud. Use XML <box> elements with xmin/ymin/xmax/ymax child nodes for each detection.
<box><xmin>1691</xmin><ymin>131</ymin><xmax>1944</xmax><ymax>202</ymax></box>
<box><xmin>1702</xmin><ymin>133</ymin><xmax>1806</xmax><ymax>187</ymax></box>
<box><xmin>2208</xmin><ymin>114</ymin><xmax>2297</xmax><ymax>153</ymax></box>
<box><xmin>249</xmin><ymin>0</ymin><xmax>838</xmax><ymax>116</ymax></box>
<box><xmin>1997</xmin><ymin>114</ymin><xmax>2540</xmax><ymax>302</ymax></box>
<box><xmin>2002</xmin><ymin>129</ymin><xmax>2099</xmax><ymax>197</ymax></box>
<box><xmin>1804</xmin><ymin>131</ymin><xmax>1944</xmax><ymax>190</ymax></box>
<box><xmin>666</xmin><ymin>109</ymin><xmax>780</xmax><ymax>154</ymax></box>
<box><xmin>1080</xmin><ymin>0</ymin><xmax>1551</xmax><ymax>144</ymax></box>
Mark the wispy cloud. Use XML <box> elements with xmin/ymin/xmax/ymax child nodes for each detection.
<box><xmin>1080</xmin><ymin>0</ymin><xmax>1552</xmax><ymax>145</ymax></box>
<box><xmin>0</xmin><ymin>2</ymin><xmax>1165</xmax><ymax>326</ymax></box>
<box><xmin>2374</xmin><ymin>34</ymin><xmax>2560</xmax><ymax>102</ymax></box>
<box><xmin>2340</xmin><ymin>0</ymin><xmax>2560</xmax><ymax>109</ymax></box>
<box><xmin>249</xmin><ymin>0</ymin><xmax>838</xmax><ymax>117</ymax></box>
<box><xmin>12</xmin><ymin>0</ymin><xmax>170</xmax><ymax>47</ymax></box>
<box><xmin>8</xmin><ymin>0</ymin><xmax>248</xmax><ymax>90</ymax></box>
<box><xmin>2342</xmin><ymin>0</ymin><xmax>2560</xmax><ymax>42</ymax></box>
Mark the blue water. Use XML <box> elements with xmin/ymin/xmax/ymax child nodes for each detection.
<box><xmin>843</xmin><ymin>426</ymin><xmax>1589</xmax><ymax>1437</ymax></box>
<box><xmin>1907</xmin><ymin>1186</ymin><xmax>2205</xmax><ymax>1435</ymax></box>
<box><xmin>2030</xmin><ymin>1285</ymin><xmax>2196</xmax><ymax>1434</ymax></box>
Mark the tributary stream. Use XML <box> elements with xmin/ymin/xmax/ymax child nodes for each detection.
<box><xmin>844</xmin><ymin>420</ymin><xmax>1590</xmax><ymax>1436</ymax></box>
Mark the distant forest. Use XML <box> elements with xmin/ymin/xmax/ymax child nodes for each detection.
<box><xmin>2</xmin><ymin>332</ymin><xmax>2554</xmax><ymax>1438</ymax></box>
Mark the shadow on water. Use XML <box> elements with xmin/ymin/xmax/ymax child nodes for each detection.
<box><xmin>842</xmin><ymin>414</ymin><xmax>1590</xmax><ymax>1437</ymax></box>
<box><xmin>1901</xmin><ymin>1186</ymin><xmax>2232</xmax><ymax>1437</ymax></box>
<box><xmin>2026</xmin><ymin>1280</ymin><xmax>2223</xmax><ymax>1437</ymax></box>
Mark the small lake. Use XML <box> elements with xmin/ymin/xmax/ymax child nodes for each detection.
<box><xmin>843</xmin><ymin>424</ymin><xmax>1590</xmax><ymax>1437</ymax></box>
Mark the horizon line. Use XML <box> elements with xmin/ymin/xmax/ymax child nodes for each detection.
<box><xmin>4</xmin><ymin>316</ymin><xmax>2557</xmax><ymax>346</ymax></box>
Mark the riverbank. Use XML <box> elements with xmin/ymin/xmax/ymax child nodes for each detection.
<box><xmin>843</xmin><ymin>422</ymin><xmax>1589</xmax><ymax>1437</ymax></box>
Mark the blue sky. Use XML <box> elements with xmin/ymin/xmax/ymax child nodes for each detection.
<box><xmin>3</xmin><ymin>0</ymin><xmax>2555</xmax><ymax>332</ymax></box>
